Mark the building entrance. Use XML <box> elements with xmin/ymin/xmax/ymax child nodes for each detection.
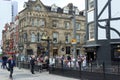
<box><xmin>53</xmin><ymin>49</ymin><xmax>58</xmax><ymax>56</ymax></box>
<box><xmin>86</xmin><ymin>52</ymin><xmax>96</xmax><ymax>63</ymax></box>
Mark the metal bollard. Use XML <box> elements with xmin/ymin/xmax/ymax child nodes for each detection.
<box><xmin>18</xmin><ymin>61</ymin><xmax>21</xmax><ymax>69</ymax></box>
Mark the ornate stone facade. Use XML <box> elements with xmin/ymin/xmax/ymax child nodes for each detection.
<box><xmin>18</xmin><ymin>0</ymin><xmax>86</xmax><ymax>57</ymax></box>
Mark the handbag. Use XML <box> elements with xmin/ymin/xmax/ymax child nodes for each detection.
<box><xmin>7</xmin><ymin>67</ymin><xmax>10</xmax><ymax>71</ymax></box>
<box><xmin>38</xmin><ymin>62</ymin><xmax>42</xmax><ymax>66</ymax></box>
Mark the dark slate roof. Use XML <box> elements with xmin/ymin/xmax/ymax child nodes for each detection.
<box><xmin>45</xmin><ymin>6</ymin><xmax>51</xmax><ymax>12</ymax></box>
<box><xmin>57</xmin><ymin>7</ymin><xmax>63</xmax><ymax>13</ymax></box>
<box><xmin>19</xmin><ymin>0</ymin><xmax>84</xmax><ymax>16</ymax></box>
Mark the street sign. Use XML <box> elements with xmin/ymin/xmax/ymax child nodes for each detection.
<box><xmin>71</xmin><ymin>39</ymin><xmax>77</xmax><ymax>44</ymax></box>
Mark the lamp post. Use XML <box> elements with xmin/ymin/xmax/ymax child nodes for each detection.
<box><xmin>41</xmin><ymin>34</ymin><xmax>50</xmax><ymax>58</ymax></box>
<box><xmin>18</xmin><ymin>43</ymin><xmax>24</xmax><ymax>69</ymax></box>
<box><xmin>72</xmin><ymin>6</ymin><xmax>77</xmax><ymax>69</ymax></box>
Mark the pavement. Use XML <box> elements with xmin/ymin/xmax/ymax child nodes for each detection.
<box><xmin>0</xmin><ymin>63</ymin><xmax>79</xmax><ymax>80</ymax></box>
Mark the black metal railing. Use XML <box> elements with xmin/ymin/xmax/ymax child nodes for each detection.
<box><xmin>16</xmin><ymin>59</ymin><xmax>120</xmax><ymax>80</ymax></box>
<box><xmin>49</xmin><ymin>58</ymin><xmax>120</xmax><ymax>80</ymax></box>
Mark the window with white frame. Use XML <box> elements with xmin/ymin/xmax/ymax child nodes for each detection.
<box><xmin>75</xmin><ymin>8</ymin><xmax>79</xmax><ymax>15</ymax></box>
<box><xmin>53</xmin><ymin>32</ymin><xmax>58</xmax><ymax>43</ymax></box>
<box><xmin>39</xmin><ymin>19</ymin><xmax>45</xmax><ymax>27</ymax></box>
<box><xmin>89</xmin><ymin>23</ymin><xmax>95</xmax><ymax>40</ymax></box>
<box><xmin>76</xmin><ymin>23</ymin><xmax>80</xmax><ymax>30</ymax></box>
<box><xmin>51</xmin><ymin>4</ymin><xmax>58</xmax><ymax>12</ymax></box>
<box><xmin>63</xmin><ymin>6</ymin><xmax>69</xmax><ymax>14</ymax></box>
<box><xmin>34</xmin><ymin>18</ymin><xmax>37</xmax><ymax>26</ymax></box>
<box><xmin>31</xmin><ymin>18</ymin><xmax>34</xmax><ymax>26</ymax></box>
<box><xmin>37</xmin><ymin>19</ymin><xmax>39</xmax><ymax>26</ymax></box>
<box><xmin>76</xmin><ymin>34</ymin><xmax>80</xmax><ymax>43</ymax></box>
<box><xmin>65</xmin><ymin>34</ymin><xmax>70</xmax><ymax>43</ymax></box>
<box><xmin>34</xmin><ymin>5</ymin><xmax>41</xmax><ymax>11</ymax></box>
<box><xmin>23</xmin><ymin>33</ymin><xmax>27</xmax><ymax>42</ymax></box>
<box><xmin>65</xmin><ymin>21</ymin><xmax>70</xmax><ymax>29</ymax></box>
<box><xmin>88</xmin><ymin>0</ymin><xmax>94</xmax><ymax>9</ymax></box>
<box><xmin>37</xmin><ymin>32</ymin><xmax>41</xmax><ymax>42</ymax></box>
<box><xmin>31</xmin><ymin>32</ymin><xmax>36</xmax><ymax>42</ymax></box>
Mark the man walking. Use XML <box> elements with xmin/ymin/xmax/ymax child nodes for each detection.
<box><xmin>30</xmin><ymin>55</ymin><xmax>36</xmax><ymax>74</ymax></box>
<box><xmin>7</xmin><ymin>56</ymin><xmax>16</xmax><ymax>79</ymax></box>
<box><xmin>2</xmin><ymin>55</ymin><xmax>8</xmax><ymax>69</ymax></box>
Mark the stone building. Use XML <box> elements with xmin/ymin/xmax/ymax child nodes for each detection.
<box><xmin>2</xmin><ymin>22</ymin><xmax>17</xmax><ymax>55</ymax></box>
<box><xmin>17</xmin><ymin>0</ymin><xmax>85</xmax><ymax>57</ymax></box>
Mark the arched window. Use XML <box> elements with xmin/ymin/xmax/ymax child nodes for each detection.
<box><xmin>37</xmin><ymin>32</ymin><xmax>42</xmax><ymax>42</ymax></box>
<box><xmin>34</xmin><ymin>5</ymin><xmax>41</xmax><ymax>11</ymax></box>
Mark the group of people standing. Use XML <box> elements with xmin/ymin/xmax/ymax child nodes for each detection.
<box><xmin>30</xmin><ymin>55</ymin><xmax>49</xmax><ymax>74</ymax></box>
<box><xmin>60</xmin><ymin>54</ymin><xmax>87</xmax><ymax>69</ymax></box>
<box><xmin>0</xmin><ymin>54</ymin><xmax>87</xmax><ymax>79</ymax></box>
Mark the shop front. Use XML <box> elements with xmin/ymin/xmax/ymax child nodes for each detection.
<box><xmin>111</xmin><ymin>42</ymin><xmax>120</xmax><ymax>61</ymax></box>
<box><xmin>83</xmin><ymin>44</ymin><xmax>100</xmax><ymax>63</ymax></box>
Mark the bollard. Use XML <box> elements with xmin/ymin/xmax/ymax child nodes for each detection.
<box><xmin>18</xmin><ymin>61</ymin><xmax>21</xmax><ymax>69</ymax></box>
<box><xmin>103</xmin><ymin>62</ymin><xmax>106</xmax><ymax>80</ymax></box>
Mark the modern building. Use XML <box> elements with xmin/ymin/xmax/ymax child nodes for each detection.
<box><xmin>17</xmin><ymin>0</ymin><xmax>85</xmax><ymax>58</ymax></box>
<box><xmin>11</xmin><ymin>1</ymin><xmax>18</xmax><ymax>22</ymax></box>
<box><xmin>85</xmin><ymin>0</ymin><xmax>120</xmax><ymax>64</ymax></box>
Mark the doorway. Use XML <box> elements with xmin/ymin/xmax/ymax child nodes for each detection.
<box><xmin>53</xmin><ymin>49</ymin><xmax>58</xmax><ymax>57</ymax></box>
<box><xmin>86</xmin><ymin>52</ymin><xmax>96</xmax><ymax>63</ymax></box>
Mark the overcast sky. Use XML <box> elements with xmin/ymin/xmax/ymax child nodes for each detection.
<box><xmin>12</xmin><ymin>0</ymin><xmax>85</xmax><ymax>12</ymax></box>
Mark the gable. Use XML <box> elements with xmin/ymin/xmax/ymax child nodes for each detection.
<box><xmin>32</xmin><ymin>0</ymin><xmax>47</xmax><ymax>12</ymax></box>
<box><xmin>24</xmin><ymin>0</ymin><xmax>47</xmax><ymax>12</ymax></box>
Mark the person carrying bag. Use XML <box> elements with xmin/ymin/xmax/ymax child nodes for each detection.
<box><xmin>7</xmin><ymin>56</ymin><xmax>16</xmax><ymax>79</ymax></box>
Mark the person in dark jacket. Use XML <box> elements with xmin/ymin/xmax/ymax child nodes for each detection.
<box><xmin>2</xmin><ymin>55</ymin><xmax>8</xmax><ymax>69</ymax></box>
<box><xmin>30</xmin><ymin>55</ymin><xmax>36</xmax><ymax>74</ymax></box>
<box><xmin>44</xmin><ymin>56</ymin><xmax>49</xmax><ymax>71</ymax></box>
<box><xmin>7</xmin><ymin>56</ymin><xmax>16</xmax><ymax>79</ymax></box>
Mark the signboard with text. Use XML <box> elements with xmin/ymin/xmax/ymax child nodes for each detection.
<box><xmin>71</xmin><ymin>39</ymin><xmax>77</xmax><ymax>44</ymax></box>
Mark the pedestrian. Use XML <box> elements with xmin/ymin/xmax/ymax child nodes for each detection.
<box><xmin>30</xmin><ymin>55</ymin><xmax>36</xmax><ymax>74</ymax></box>
<box><xmin>2</xmin><ymin>55</ymin><xmax>8</xmax><ymax>69</ymax></box>
<box><xmin>81</xmin><ymin>55</ymin><xmax>87</xmax><ymax>70</ymax></box>
<box><xmin>7</xmin><ymin>56</ymin><xmax>16</xmax><ymax>79</ymax></box>
<box><xmin>61</xmin><ymin>55</ymin><xmax>65</xmax><ymax>68</ymax></box>
<box><xmin>37</xmin><ymin>54</ymin><xmax>43</xmax><ymax>72</ymax></box>
<box><xmin>44</xmin><ymin>56</ymin><xmax>49</xmax><ymax>71</ymax></box>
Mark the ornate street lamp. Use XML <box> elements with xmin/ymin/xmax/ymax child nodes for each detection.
<box><xmin>72</xmin><ymin>6</ymin><xmax>77</xmax><ymax>69</ymax></box>
<box><xmin>18</xmin><ymin>43</ymin><xmax>24</xmax><ymax>69</ymax></box>
<box><xmin>41</xmin><ymin>33</ymin><xmax>50</xmax><ymax>58</ymax></box>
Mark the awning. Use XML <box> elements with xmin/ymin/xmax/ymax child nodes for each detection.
<box><xmin>7</xmin><ymin>52</ymin><xmax>15</xmax><ymax>54</ymax></box>
<box><xmin>27</xmin><ymin>49</ymin><xmax>33</xmax><ymax>55</ymax></box>
<box><xmin>110</xmin><ymin>42</ymin><xmax>120</xmax><ymax>44</ymax></box>
<box><xmin>82</xmin><ymin>44</ymin><xmax>101</xmax><ymax>48</ymax></box>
